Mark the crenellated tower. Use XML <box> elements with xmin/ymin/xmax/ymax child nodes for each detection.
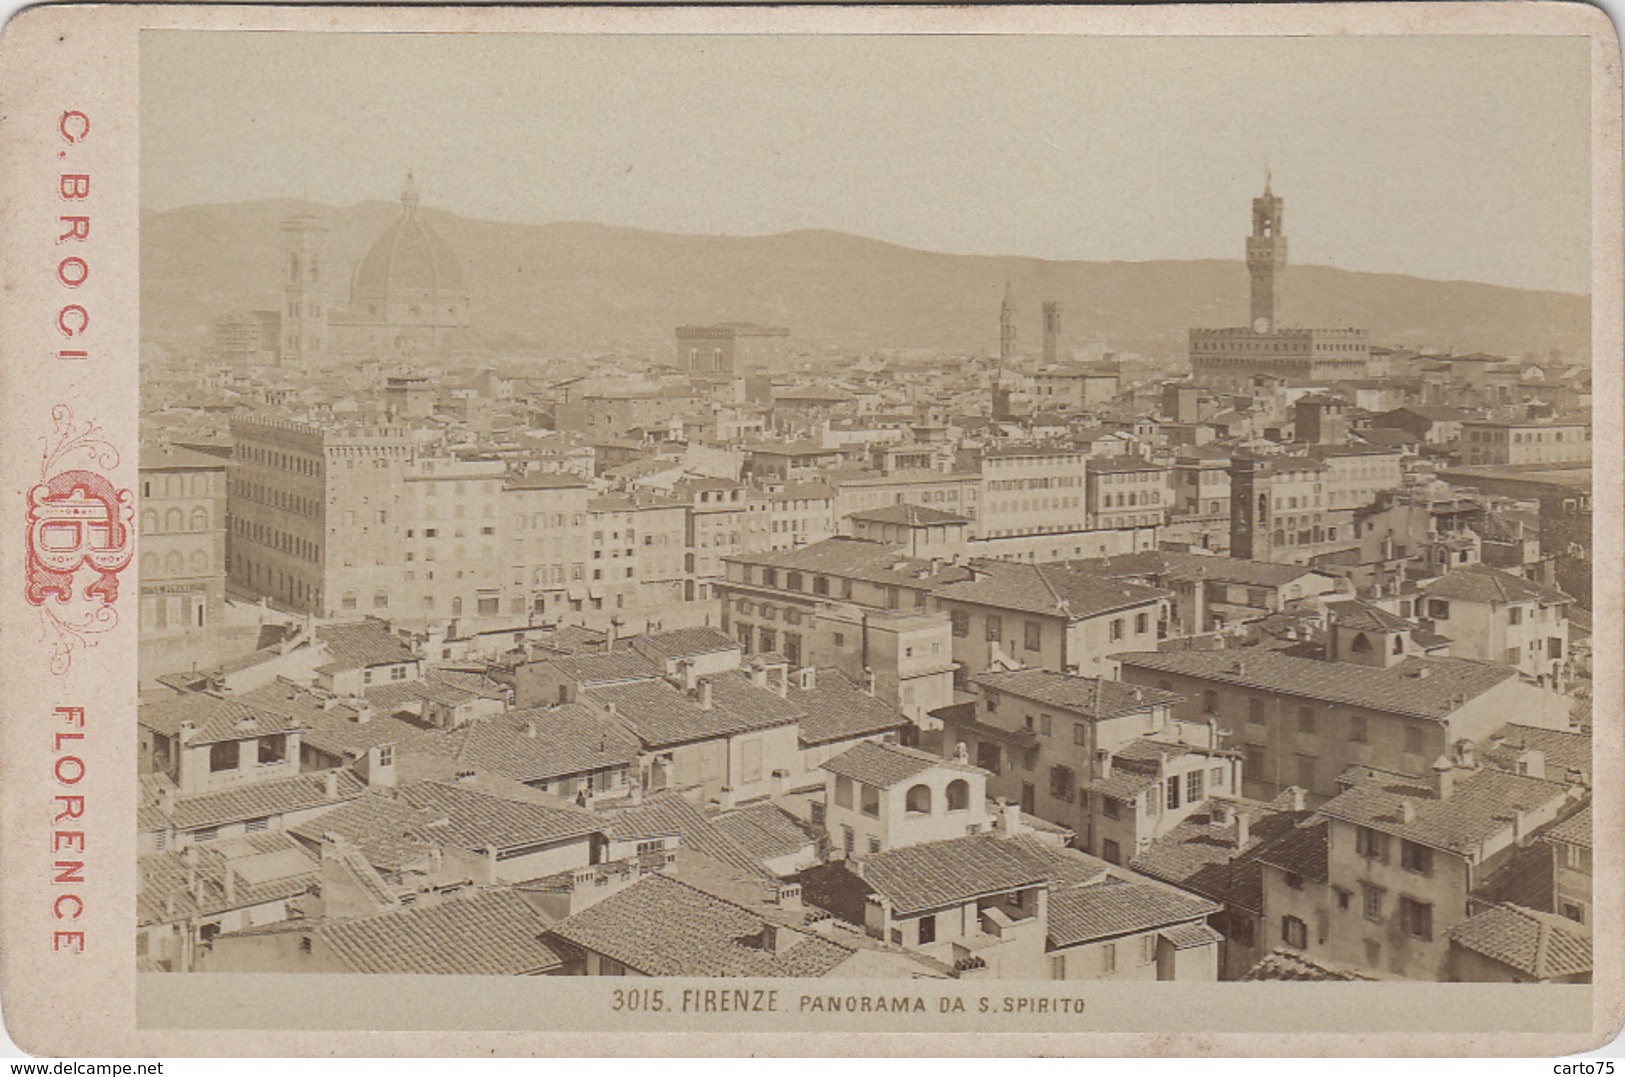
<box><xmin>1246</xmin><ymin>171</ymin><xmax>1288</xmax><ymax>333</ymax></box>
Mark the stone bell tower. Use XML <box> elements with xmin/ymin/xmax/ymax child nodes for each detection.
<box><xmin>279</xmin><ymin>213</ymin><xmax>328</xmax><ymax>371</ymax></box>
<box><xmin>1246</xmin><ymin>171</ymin><xmax>1288</xmax><ymax>333</ymax></box>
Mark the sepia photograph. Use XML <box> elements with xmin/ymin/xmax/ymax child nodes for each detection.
<box><xmin>1</xmin><ymin>4</ymin><xmax>1618</xmax><ymax>1057</ymax></box>
<box><xmin>129</xmin><ymin>27</ymin><xmax>1597</xmax><ymax>988</ymax></box>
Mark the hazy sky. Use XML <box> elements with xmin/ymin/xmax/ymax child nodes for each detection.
<box><xmin>141</xmin><ymin>31</ymin><xmax>1592</xmax><ymax>293</ymax></box>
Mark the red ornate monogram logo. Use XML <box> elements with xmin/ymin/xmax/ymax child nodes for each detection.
<box><xmin>25</xmin><ymin>405</ymin><xmax>131</xmax><ymax>675</ymax></box>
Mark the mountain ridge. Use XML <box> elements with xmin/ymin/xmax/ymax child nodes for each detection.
<box><xmin>140</xmin><ymin>199</ymin><xmax>1592</xmax><ymax>363</ymax></box>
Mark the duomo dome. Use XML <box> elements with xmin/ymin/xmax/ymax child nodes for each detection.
<box><xmin>350</xmin><ymin>171</ymin><xmax>469</xmax><ymax>324</ymax></box>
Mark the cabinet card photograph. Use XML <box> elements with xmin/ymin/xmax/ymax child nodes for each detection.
<box><xmin>0</xmin><ymin>2</ymin><xmax>1619</xmax><ymax>1057</ymax></box>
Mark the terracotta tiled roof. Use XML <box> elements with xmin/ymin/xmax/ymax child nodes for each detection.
<box><xmin>319</xmin><ymin>889</ymin><xmax>564</xmax><ymax>975</ymax></box>
<box><xmin>858</xmin><ymin>834</ymin><xmax>1048</xmax><ymax>915</ymax></box>
<box><xmin>1481</xmin><ymin>725</ymin><xmax>1591</xmax><ymax>785</ymax></box>
<box><xmin>1113</xmin><ymin>651</ymin><xmax>1515</xmax><ymax>720</ymax></box>
<box><xmin>456</xmin><ymin>704</ymin><xmax>642</xmax><ymax>784</ymax></box>
<box><xmin>933</xmin><ymin>561</ymin><xmax>1167</xmax><ymax>620</ymax></box>
<box><xmin>139</xmin><ymin>693</ymin><xmax>304</xmax><ymax>746</ymax></box>
<box><xmin>1046</xmin><ymin>879</ymin><xmax>1219</xmax><ymax>949</ymax></box>
<box><xmin>1130</xmin><ymin>798</ymin><xmax>1311</xmax><ymax>913</ymax></box>
<box><xmin>586</xmin><ymin>674</ymin><xmax>800</xmax><ymax>750</ymax></box>
<box><xmin>1317</xmin><ymin>767</ymin><xmax>1570</xmax><ymax>855</ymax></box>
<box><xmin>602</xmin><ymin>793</ymin><xmax>770</xmax><ymax>881</ymax></box>
<box><xmin>540</xmin><ymin>651</ymin><xmax>662</xmax><ymax>686</ymax></box>
<box><xmin>820</xmin><ymin>740</ymin><xmax>980</xmax><ymax>790</ymax></box>
<box><xmin>137</xmin><ymin>833</ymin><xmax>318</xmax><ymax>925</ymax></box>
<box><xmin>847</xmin><ymin>503</ymin><xmax>970</xmax><ymax>527</ymax></box>
<box><xmin>1325</xmin><ymin>599</ymin><xmax>1415</xmax><ymax>633</ymax></box>
<box><xmin>314</xmin><ymin>620</ymin><xmax>418</xmax><ymax>672</ymax></box>
<box><xmin>287</xmin><ymin>794</ymin><xmax>446</xmax><ymax>875</ymax></box>
<box><xmin>1471</xmin><ymin>839</ymin><xmax>1557</xmax><ymax>912</ymax></box>
<box><xmin>170</xmin><ymin>770</ymin><xmax>367</xmax><ymax>831</ymax></box>
<box><xmin>784</xmin><ymin>671</ymin><xmax>907</xmax><ymax>747</ymax></box>
<box><xmin>1070</xmin><ymin>550</ymin><xmax>1337</xmax><ymax>590</ymax></box>
<box><xmin>1447</xmin><ymin>904</ymin><xmax>1591</xmax><ymax>980</ymax></box>
<box><xmin>632</xmin><ymin>626</ymin><xmax>738</xmax><ymax>659</ymax></box>
<box><xmin>1252</xmin><ymin>818</ymin><xmax>1330</xmax><ymax>883</ymax></box>
<box><xmin>1544</xmin><ymin>804</ymin><xmax>1592</xmax><ymax>850</ymax></box>
<box><xmin>713</xmin><ymin>803</ymin><xmax>815</xmax><ymax>862</ymax></box>
<box><xmin>1242</xmin><ymin>948</ymin><xmax>1375</xmax><ymax>981</ymax></box>
<box><xmin>972</xmin><ymin>669</ymin><xmax>1183</xmax><ymax>719</ymax></box>
<box><xmin>1160</xmin><ymin>921</ymin><xmax>1224</xmax><ymax>950</ymax></box>
<box><xmin>1421</xmin><ymin>564</ymin><xmax>1573</xmax><ymax>607</ymax></box>
<box><xmin>397</xmin><ymin>781</ymin><xmax>603</xmax><ymax>853</ymax></box>
<box><xmin>545</xmin><ymin>874</ymin><xmax>853</xmax><ymax>977</ymax></box>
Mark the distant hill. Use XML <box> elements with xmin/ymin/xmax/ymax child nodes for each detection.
<box><xmin>141</xmin><ymin>199</ymin><xmax>1591</xmax><ymax>364</ymax></box>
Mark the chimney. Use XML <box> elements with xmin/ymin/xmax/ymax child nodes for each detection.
<box><xmin>1096</xmin><ymin>749</ymin><xmax>1112</xmax><ymax>780</ymax></box>
<box><xmin>1512</xmin><ymin>808</ymin><xmax>1528</xmax><ymax>843</ymax></box>
<box><xmin>1289</xmin><ymin>786</ymin><xmax>1307</xmax><ymax>812</ymax></box>
<box><xmin>776</xmin><ymin>667</ymin><xmax>789</xmax><ymax>699</ymax></box>
<box><xmin>682</xmin><ymin>658</ymin><xmax>702</xmax><ymax>692</ymax></box>
<box><xmin>184</xmin><ymin>845</ymin><xmax>200</xmax><ymax>868</ymax></box>
<box><xmin>1235</xmin><ymin>811</ymin><xmax>1251</xmax><ymax>848</ymax></box>
<box><xmin>1399</xmin><ymin>799</ymin><xmax>1417</xmax><ymax>824</ymax></box>
<box><xmin>571</xmin><ymin>867</ymin><xmax>596</xmax><ymax>891</ymax></box>
<box><xmin>353</xmin><ymin>703</ymin><xmax>373</xmax><ymax>725</ymax></box>
<box><xmin>525</xmin><ymin>719</ymin><xmax>538</xmax><ymax>739</ymax></box>
<box><xmin>178</xmin><ymin>721</ymin><xmax>196</xmax><ymax>746</ymax></box>
<box><xmin>799</xmin><ymin>667</ymin><xmax>817</xmax><ymax>692</ymax></box>
<box><xmin>698</xmin><ymin>680</ymin><xmax>714</xmax><ymax>710</ymax></box>
<box><xmin>1518</xmin><ymin>748</ymin><xmax>1546</xmax><ymax>780</ymax></box>
<box><xmin>775</xmin><ymin>882</ymin><xmax>803</xmax><ymax>911</ymax></box>
<box><xmin>994</xmin><ymin>798</ymin><xmax>1023</xmax><ymax>836</ymax></box>
<box><xmin>748</xmin><ymin>661</ymin><xmax>768</xmax><ymax>690</ymax></box>
<box><xmin>863</xmin><ymin>668</ymin><xmax>877</xmax><ymax>698</ymax></box>
<box><xmin>158</xmin><ymin>783</ymin><xmax>177</xmax><ymax>817</ymax></box>
<box><xmin>770</xmin><ymin>769</ymin><xmax>787</xmax><ymax>799</ymax></box>
<box><xmin>222</xmin><ymin>865</ymin><xmax>237</xmax><ymax>905</ymax></box>
<box><xmin>323</xmin><ymin>770</ymin><xmax>339</xmax><ymax>799</ymax></box>
<box><xmin>605</xmin><ymin>701</ymin><xmax>618</xmax><ymax>718</ymax></box>
<box><xmin>1433</xmin><ymin>759</ymin><xmax>1455</xmax><ymax>800</ymax></box>
<box><xmin>627</xmin><ymin>781</ymin><xmax>643</xmax><ymax>806</ymax></box>
<box><xmin>758</xmin><ymin>922</ymin><xmax>799</xmax><ymax>955</ymax></box>
<box><xmin>954</xmin><ymin>741</ymin><xmax>969</xmax><ymax>766</ymax></box>
<box><xmin>455</xmin><ymin>767</ymin><xmax>477</xmax><ymax>783</ymax></box>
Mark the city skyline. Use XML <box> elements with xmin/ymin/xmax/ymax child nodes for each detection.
<box><xmin>141</xmin><ymin>32</ymin><xmax>1592</xmax><ymax>295</ymax></box>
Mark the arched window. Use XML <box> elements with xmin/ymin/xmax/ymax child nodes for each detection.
<box><xmin>164</xmin><ymin>508</ymin><xmax>184</xmax><ymax>532</ymax></box>
<box><xmin>452</xmin><ymin>596</ymin><xmax>463</xmax><ymax>617</ymax></box>
<box><xmin>141</xmin><ymin>509</ymin><xmax>159</xmax><ymax>534</ymax></box>
<box><xmin>945</xmin><ymin>779</ymin><xmax>970</xmax><ymax>812</ymax></box>
<box><xmin>1392</xmin><ymin>634</ymin><xmax>1405</xmax><ymax>655</ymax></box>
<box><xmin>1350</xmin><ymin>632</ymin><xmax>1372</xmax><ymax>653</ymax></box>
<box><xmin>189</xmin><ymin>550</ymin><xmax>208</xmax><ymax>574</ymax></box>
<box><xmin>190</xmin><ymin>507</ymin><xmax>208</xmax><ymax>531</ymax></box>
<box><xmin>905</xmin><ymin>784</ymin><xmax>933</xmax><ymax>815</ymax></box>
<box><xmin>163</xmin><ymin>551</ymin><xmax>184</xmax><ymax>575</ymax></box>
<box><xmin>374</xmin><ymin>590</ymin><xmax>390</xmax><ymax>609</ymax></box>
<box><xmin>341</xmin><ymin>592</ymin><xmax>358</xmax><ymax>611</ymax></box>
<box><xmin>140</xmin><ymin>553</ymin><xmax>158</xmax><ymax>579</ymax></box>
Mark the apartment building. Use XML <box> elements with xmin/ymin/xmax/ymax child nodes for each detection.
<box><xmin>1419</xmin><ymin>565</ymin><xmax>1573</xmax><ymax>687</ymax></box>
<box><xmin>1461</xmin><ymin>421</ymin><xmax>1591</xmax><ymax>467</ymax></box>
<box><xmin>140</xmin><ymin>445</ymin><xmax>229</xmax><ymax>675</ymax></box>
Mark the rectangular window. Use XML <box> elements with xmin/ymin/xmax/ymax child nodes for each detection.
<box><xmin>1281</xmin><ymin>916</ymin><xmax>1308</xmax><ymax>949</ymax></box>
<box><xmin>1185</xmin><ymin>769</ymin><xmax>1204</xmax><ymax>803</ymax></box>
<box><xmin>842</xmin><ymin>826</ymin><xmax>855</xmax><ymax>858</ymax></box>
<box><xmin>1109</xmin><ymin>619</ymin><xmax>1124</xmax><ymax>642</ymax></box>
<box><xmin>1427</xmin><ymin>599</ymin><xmax>1450</xmax><ymax>620</ymax></box>
<box><xmin>860</xmin><ymin>783</ymin><xmax>881</xmax><ymax>818</ymax></box>
<box><xmin>868</xmin><ymin>836</ymin><xmax>881</xmax><ymax>855</ymax></box>
<box><xmin>1248</xmin><ymin>698</ymin><xmax>1266</xmax><ymax>725</ymax></box>
<box><xmin>1405</xmin><ymin>726</ymin><xmax>1424</xmax><ymax>755</ymax></box>
<box><xmin>1349</xmin><ymin>715</ymin><xmax>1368</xmax><ymax>743</ymax></box>
<box><xmin>834</xmin><ymin>775</ymin><xmax>854</xmax><ymax>809</ymax></box>
<box><xmin>1100</xmin><ymin>942</ymin><xmax>1117</xmax><ymax>973</ymax></box>
<box><xmin>245</xmin><ymin>816</ymin><xmax>269</xmax><ymax>833</ymax></box>
<box><xmin>950</xmin><ymin>609</ymin><xmax>969</xmax><ymax>638</ymax></box>
<box><xmin>1135</xmin><ymin>612</ymin><xmax>1150</xmax><ymax>635</ymax></box>
<box><xmin>985</xmin><ymin>615</ymin><xmax>1003</xmax><ymax>642</ymax></box>
<box><xmin>1362</xmin><ymin>885</ymin><xmax>1384</xmax><ymax>922</ymax></box>
<box><xmin>918</xmin><ymin>915</ymin><xmax>937</xmax><ymax>945</ymax></box>
<box><xmin>257</xmin><ymin>735</ymin><xmax>285</xmax><ymax>765</ymax></box>
<box><xmin>1297</xmin><ymin>707</ymin><xmax>1315</xmax><ymax>734</ymax></box>
<box><xmin>1356</xmin><ymin>827</ymin><xmax>1388</xmax><ymax>863</ymax></box>
<box><xmin>1401</xmin><ymin>840</ymin><xmax>1433</xmax><ymax>876</ymax></box>
<box><xmin>1049</xmin><ymin>955</ymin><xmax>1066</xmax><ymax>980</ymax></box>
<box><xmin>1102</xmin><ymin>796</ymin><xmax>1120</xmax><ymax>820</ymax></box>
<box><xmin>1024</xmin><ymin>621</ymin><xmax>1043</xmax><ymax>651</ymax></box>
<box><xmin>209</xmin><ymin>740</ymin><xmax>240</xmax><ymax>773</ymax></box>
<box><xmin>1073</xmin><ymin>723</ymin><xmax>1087</xmax><ymax>747</ymax></box>
<box><xmin>1165</xmin><ymin>774</ymin><xmax>1181</xmax><ymax>812</ymax></box>
<box><xmin>1141</xmin><ymin>934</ymin><xmax>1158</xmax><ymax>964</ymax></box>
<box><xmin>1399</xmin><ymin>897</ymin><xmax>1433</xmax><ymax>941</ymax></box>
